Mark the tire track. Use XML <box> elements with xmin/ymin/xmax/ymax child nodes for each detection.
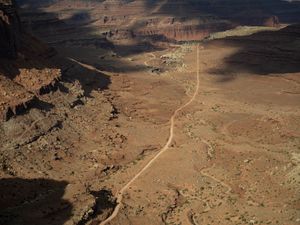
<box><xmin>200</xmin><ymin>165</ymin><xmax>232</xmax><ymax>194</ymax></box>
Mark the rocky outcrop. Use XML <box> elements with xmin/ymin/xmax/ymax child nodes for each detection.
<box><xmin>0</xmin><ymin>0</ymin><xmax>61</xmax><ymax>121</ymax></box>
<box><xmin>0</xmin><ymin>75</ymin><xmax>35</xmax><ymax>121</ymax></box>
<box><xmin>136</xmin><ymin>22</ymin><xmax>233</xmax><ymax>41</ymax></box>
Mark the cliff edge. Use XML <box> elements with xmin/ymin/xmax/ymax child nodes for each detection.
<box><xmin>0</xmin><ymin>0</ymin><xmax>61</xmax><ymax>121</ymax></box>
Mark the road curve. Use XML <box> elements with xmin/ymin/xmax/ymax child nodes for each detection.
<box><xmin>100</xmin><ymin>45</ymin><xmax>202</xmax><ymax>225</ymax></box>
<box><xmin>144</xmin><ymin>53</ymin><xmax>156</xmax><ymax>67</ymax></box>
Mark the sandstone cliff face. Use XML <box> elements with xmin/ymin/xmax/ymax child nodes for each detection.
<box><xmin>0</xmin><ymin>0</ymin><xmax>61</xmax><ymax>121</ymax></box>
<box><xmin>0</xmin><ymin>0</ymin><xmax>21</xmax><ymax>58</ymax></box>
<box><xmin>16</xmin><ymin>0</ymin><xmax>300</xmax><ymax>44</ymax></box>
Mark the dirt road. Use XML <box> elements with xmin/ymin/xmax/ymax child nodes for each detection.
<box><xmin>100</xmin><ymin>45</ymin><xmax>201</xmax><ymax>225</ymax></box>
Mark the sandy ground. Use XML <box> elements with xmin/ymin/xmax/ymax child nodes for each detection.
<box><xmin>1</xmin><ymin>36</ymin><xmax>299</xmax><ymax>225</ymax></box>
<box><xmin>96</xmin><ymin>43</ymin><xmax>300</xmax><ymax>225</ymax></box>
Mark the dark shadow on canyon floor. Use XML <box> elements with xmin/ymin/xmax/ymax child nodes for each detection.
<box><xmin>17</xmin><ymin>0</ymin><xmax>300</xmax><ymax>25</ymax></box>
<box><xmin>77</xmin><ymin>189</ymin><xmax>117</xmax><ymax>225</ymax></box>
<box><xmin>0</xmin><ymin>178</ymin><xmax>72</xmax><ymax>225</ymax></box>
<box><xmin>12</xmin><ymin>0</ymin><xmax>300</xmax><ymax>84</ymax></box>
<box><xmin>0</xmin><ymin>32</ymin><xmax>112</xmax><ymax>97</ymax></box>
<box><xmin>207</xmin><ymin>24</ymin><xmax>300</xmax><ymax>82</ymax></box>
<box><xmin>60</xmin><ymin>57</ymin><xmax>112</xmax><ymax>97</ymax></box>
<box><xmin>146</xmin><ymin>0</ymin><xmax>300</xmax><ymax>25</ymax></box>
<box><xmin>15</xmin><ymin>5</ymin><xmax>167</xmax><ymax>73</ymax></box>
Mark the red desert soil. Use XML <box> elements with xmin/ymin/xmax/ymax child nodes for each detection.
<box><xmin>2</xmin><ymin>33</ymin><xmax>300</xmax><ymax>225</ymax></box>
<box><xmin>1</xmin><ymin>2</ymin><xmax>300</xmax><ymax>225</ymax></box>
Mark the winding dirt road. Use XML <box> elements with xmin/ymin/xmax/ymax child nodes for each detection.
<box><xmin>100</xmin><ymin>45</ymin><xmax>202</xmax><ymax>225</ymax></box>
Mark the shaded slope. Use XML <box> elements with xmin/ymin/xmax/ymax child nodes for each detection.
<box><xmin>209</xmin><ymin>24</ymin><xmax>300</xmax><ymax>77</ymax></box>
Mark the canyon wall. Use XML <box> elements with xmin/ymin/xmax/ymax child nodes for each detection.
<box><xmin>0</xmin><ymin>0</ymin><xmax>61</xmax><ymax>121</ymax></box>
<box><xmin>15</xmin><ymin>0</ymin><xmax>300</xmax><ymax>44</ymax></box>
